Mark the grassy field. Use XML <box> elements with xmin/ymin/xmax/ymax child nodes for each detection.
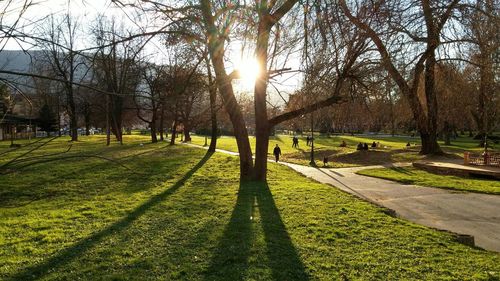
<box><xmin>190</xmin><ymin>134</ymin><xmax>495</xmax><ymax>167</ymax></box>
<box><xmin>357</xmin><ymin>166</ymin><xmax>500</xmax><ymax>195</ymax></box>
<box><xmin>1</xmin><ymin>136</ymin><xmax>499</xmax><ymax>280</ymax></box>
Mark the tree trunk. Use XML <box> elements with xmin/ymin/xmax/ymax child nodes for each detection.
<box><xmin>70</xmin><ymin>115</ymin><xmax>78</xmax><ymax>141</ymax></box>
<box><xmin>106</xmin><ymin>94</ymin><xmax>110</xmax><ymax>146</ymax></box>
<box><xmin>67</xmin><ymin>91</ymin><xmax>78</xmax><ymax>141</ymax></box>
<box><xmin>420</xmin><ymin>132</ymin><xmax>441</xmax><ymax>154</ymax></box>
<box><xmin>84</xmin><ymin>109</ymin><xmax>90</xmax><ymax>136</ymax></box>
<box><xmin>111</xmin><ymin>95</ymin><xmax>123</xmax><ymax>144</ymax></box>
<box><xmin>200</xmin><ymin>0</ymin><xmax>253</xmax><ymax>180</ymax></box>
<box><xmin>421</xmin><ymin>51</ymin><xmax>442</xmax><ymax>154</ymax></box>
<box><xmin>207</xmin><ymin>57</ymin><xmax>217</xmax><ymax>152</ymax></box>
<box><xmin>85</xmin><ymin>122</ymin><xmax>90</xmax><ymax>136</ymax></box>
<box><xmin>254</xmin><ymin>128</ymin><xmax>270</xmax><ymax>181</ymax></box>
<box><xmin>183</xmin><ymin>121</ymin><xmax>191</xmax><ymax>142</ymax></box>
<box><xmin>57</xmin><ymin>94</ymin><xmax>61</xmax><ymax>137</ymax></box>
<box><xmin>210</xmin><ymin>46</ymin><xmax>253</xmax><ymax>180</ymax></box>
<box><xmin>443</xmin><ymin>121</ymin><xmax>452</xmax><ymax>145</ymax></box>
<box><xmin>150</xmin><ymin>121</ymin><xmax>157</xmax><ymax>143</ymax></box>
<box><xmin>253</xmin><ymin>10</ymin><xmax>272</xmax><ymax>181</ymax></box>
<box><xmin>159</xmin><ymin>103</ymin><xmax>165</xmax><ymax>141</ymax></box>
<box><xmin>170</xmin><ymin>119</ymin><xmax>177</xmax><ymax>145</ymax></box>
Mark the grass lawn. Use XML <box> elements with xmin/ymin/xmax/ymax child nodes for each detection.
<box><xmin>1</xmin><ymin>136</ymin><xmax>499</xmax><ymax>280</ymax></box>
<box><xmin>190</xmin><ymin>134</ymin><xmax>496</xmax><ymax>167</ymax></box>
<box><xmin>357</xmin><ymin>166</ymin><xmax>500</xmax><ymax>195</ymax></box>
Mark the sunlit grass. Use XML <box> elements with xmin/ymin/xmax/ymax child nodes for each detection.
<box><xmin>190</xmin><ymin>134</ymin><xmax>494</xmax><ymax>166</ymax></box>
<box><xmin>357</xmin><ymin>166</ymin><xmax>500</xmax><ymax>195</ymax></box>
<box><xmin>1</xmin><ymin>136</ymin><xmax>499</xmax><ymax>280</ymax></box>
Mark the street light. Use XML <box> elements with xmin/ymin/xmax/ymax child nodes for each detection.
<box><xmin>310</xmin><ymin>111</ymin><xmax>315</xmax><ymax>166</ymax></box>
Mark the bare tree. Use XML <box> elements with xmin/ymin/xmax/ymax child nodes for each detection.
<box><xmin>462</xmin><ymin>0</ymin><xmax>500</xmax><ymax>144</ymax></box>
<box><xmin>136</xmin><ymin>62</ymin><xmax>168</xmax><ymax>143</ymax></box>
<box><xmin>91</xmin><ymin>15</ymin><xmax>143</xmax><ymax>145</ymax></box>
<box><xmin>340</xmin><ymin>0</ymin><xmax>461</xmax><ymax>154</ymax></box>
<box><xmin>34</xmin><ymin>14</ymin><xmax>88</xmax><ymax>141</ymax></box>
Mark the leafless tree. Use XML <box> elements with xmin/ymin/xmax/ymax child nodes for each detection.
<box><xmin>341</xmin><ymin>0</ymin><xmax>461</xmax><ymax>154</ymax></box>
<box><xmin>91</xmin><ymin>15</ymin><xmax>144</xmax><ymax>145</ymax></box>
<box><xmin>34</xmin><ymin>14</ymin><xmax>89</xmax><ymax>141</ymax></box>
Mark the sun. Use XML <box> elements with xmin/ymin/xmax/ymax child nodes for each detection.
<box><xmin>237</xmin><ymin>57</ymin><xmax>261</xmax><ymax>87</ymax></box>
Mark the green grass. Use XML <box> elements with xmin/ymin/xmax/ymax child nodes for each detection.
<box><xmin>1</xmin><ymin>136</ymin><xmax>499</xmax><ymax>280</ymax></box>
<box><xmin>190</xmin><ymin>134</ymin><xmax>496</xmax><ymax>167</ymax></box>
<box><xmin>357</xmin><ymin>166</ymin><xmax>500</xmax><ymax>195</ymax></box>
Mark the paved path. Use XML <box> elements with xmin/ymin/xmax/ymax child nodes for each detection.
<box><xmin>283</xmin><ymin>163</ymin><xmax>500</xmax><ymax>252</ymax></box>
<box><xmin>184</xmin><ymin>143</ymin><xmax>500</xmax><ymax>252</ymax></box>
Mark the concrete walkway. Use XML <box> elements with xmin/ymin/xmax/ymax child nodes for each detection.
<box><xmin>282</xmin><ymin>163</ymin><xmax>500</xmax><ymax>252</ymax></box>
<box><xmin>184</xmin><ymin>143</ymin><xmax>500</xmax><ymax>252</ymax></box>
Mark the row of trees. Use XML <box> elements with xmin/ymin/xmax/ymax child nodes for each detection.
<box><xmin>0</xmin><ymin>0</ymin><xmax>498</xmax><ymax>181</ymax></box>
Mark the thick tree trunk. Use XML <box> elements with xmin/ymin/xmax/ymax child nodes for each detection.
<box><xmin>254</xmin><ymin>128</ymin><xmax>270</xmax><ymax>181</ymax></box>
<box><xmin>200</xmin><ymin>0</ymin><xmax>253</xmax><ymax>180</ymax></box>
<box><xmin>111</xmin><ymin>95</ymin><xmax>123</xmax><ymax>144</ymax></box>
<box><xmin>443</xmin><ymin>121</ymin><xmax>452</xmax><ymax>145</ymax></box>
<box><xmin>420</xmin><ymin>132</ymin><xmax>441</xmax><ymax>154</ymax></box>
<box><xmin>421</xmin><ymin>52</ymin><xmax>442</xmax><ymax>154</ymax></box>
<box><xmin>183</xmin><ymin>121</ymin><xmax>191</xmax><ymax>142</ymax></box>
<box><xmin>207</xmin><ymin>58</ymin><xmax>217</xmax><ymax>153</ymax></box>
<box><xmin>150</xmin><ymin>123</ymin><xmax>157</xmax><ymax>143</ymax></box>
<box><xmin>211</xmin><ymin>47</ymin><xmax>253</xmax><ymax>180</ymax></box>
<box><xmin>253</xmin><ymin>10</ymin><xmax>272</xmax><ymax>182</ymax></box>
<box><xmin>85</xmin><ymin>122</ymin><xmax>90</xmax><ymax>136</ymax></box>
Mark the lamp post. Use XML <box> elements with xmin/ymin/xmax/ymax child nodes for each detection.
<box><xmin>310</xmin><ymin>111</ymin><xmax>315</xmax><ymax>166</ymax></box>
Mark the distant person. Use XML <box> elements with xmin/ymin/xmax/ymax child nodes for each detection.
<box><xmin>357</xmin><ymin>142</ymin><xmax>363</xmax><ymax>150</ymax></box>
<box><xmin>292</xmin><ymin>136</ymin><xmax>299</xmax><ymax>148</ymax></box>
<box><xmin>406</xmin><ymin>142</ymin><xmax>411</xmax><ymax>149</ymax></box>
<box><xmin>377</xmin><ymin>141</ymin><xmax>380</xmax><ymax>148</ymax></box>
<box><xmin>306</xmin><ymin>136</ymin><xmax>311</xmax><ymax>146</ymax></box>
<box><xmin>371</xmin><ymin>141</ymin><xmax>377</xmax><ymax>148</ymax></box>
<box><xmin>323</xmin><ymin>156</ymin><xmax>329</xmax><ymax>167</ymax></box>
<box><xmin>340</xmin><ymin>140</ymin><xmax>347</xmax><ymax>147</ymax></box>
<box><xmin>273</xmin><ymin>144</ymin><xmax>282</xmax><ymax>162</ymax></box>
<box><xmin>363</xmin><ymin>143</ymin><xmax>369</xmax><ymax>150</ymax></box>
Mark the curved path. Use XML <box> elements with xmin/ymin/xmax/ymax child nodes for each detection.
<box><xmin>282</xmin><ymin>162</ymin><xmax>500</xmax><ymax>252</ymax></box>
<box><xmin>184</xmin><ymin>143</ymin><xmax>500</xmax><ymax>252</ymax></box>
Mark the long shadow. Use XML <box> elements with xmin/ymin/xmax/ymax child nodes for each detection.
<box><xmin>203</xmin><ymin>181</ymin><xmax>254</xmax><ymax>280</ymax></box>
<box><xmin>0</xmin><ymin>145</ymin><xmax>178</xmax><ymax>207</ymax></box>
<box><xmin>204</xmin><ymin>181</ymin><xmax>308</xmax><ymax>280</ymax></box>
<box><xmin>315</xmin><ymin>168</ymin><xmax>374</xmax><ymax>203</ymax></box>
<box><xmin>257</xmin><ymin>181</ymin><xmax>309</xmax><ymax>280</ymax></box>
<box><xmin>0</xmin><ymin>136</ymin><xmax>59</xmax><ymax>169</ymax></box>
<box><xmin>0</xmin><ymin>137</ymin><xmax>46</xmax><ymax>157</ymax></box>
<box><xmin>9</xmin><ymin>151</ymin><xmax>214</xmax><ymax>281</ymax></box>
<box><xmin>388</xmin><ymin>166</ymin><xmax>413</xmax><ymax>175</ymax></box>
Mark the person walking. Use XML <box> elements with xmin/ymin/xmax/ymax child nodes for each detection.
<box><xmin>273</xmin><ymin>144</ymin><xmax>282</xmax><ymax>162</ymax></box>
<box><xmin>292</xmin><ymin>136</ymin><xmax>299</xmax><ymax>148</ymax></box>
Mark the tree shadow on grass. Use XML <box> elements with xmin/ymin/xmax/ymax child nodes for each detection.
<box><xmin>388</xmin><ymin>166</ymin><xmax>414</xmax><ymax>175</ymax></box>
<box><xmin>204</xmin><ymin>181</ymin><xmax>308</xmax><ymax>280</ymax></box>
<box><xmin>8</xmin><ymin>151</ymin><xmax>214</xmax><ymax>281</ymax></box>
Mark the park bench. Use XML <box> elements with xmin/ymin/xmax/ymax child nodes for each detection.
<box><xmin>463</xmin><ymin>152</ymin><xmax>500</xmax><ymax>167</ymax></box>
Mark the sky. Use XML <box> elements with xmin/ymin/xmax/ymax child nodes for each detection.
<box><xmin>1</xmin><ymin>0</ymin><xmax>302</xmax><ymax>102</ymax></box>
